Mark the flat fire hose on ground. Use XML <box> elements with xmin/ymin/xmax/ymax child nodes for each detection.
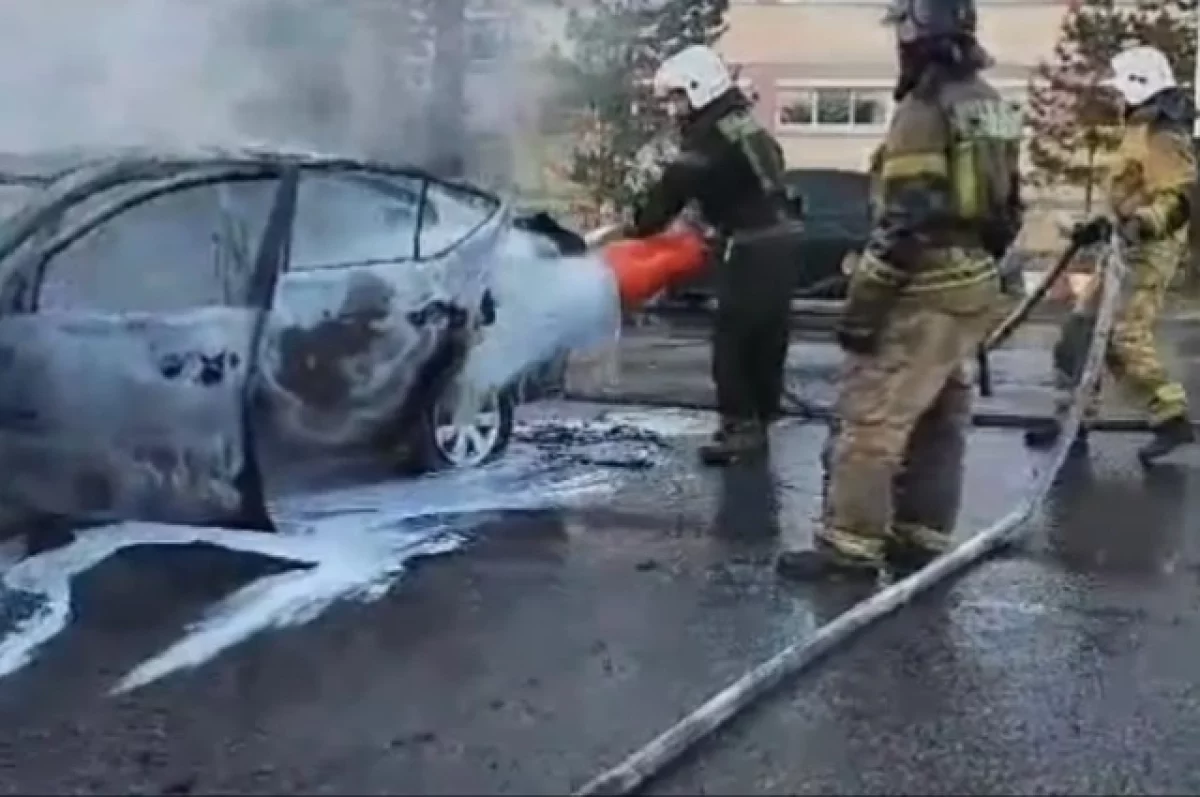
<box><xmin>976</xmin><ymin>238</ymin><xmax>1085</xmax><ymax>398</ymax></box>
<box><xmin>572</xmin><ymin>235</ymin><xmax>1127</xmax><ymax>797</ymax></box>
<box><xmin>986</xmin><ymin>239</ymin><xmax>1084</xmax><ymax>352</ymax></box>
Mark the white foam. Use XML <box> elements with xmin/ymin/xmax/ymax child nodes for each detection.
<box><xmin>113</xmin><ymin>531</ymin><xmax>462</xmax><ymax>694</ymax></box>
<box><xmin>0</xmin><ymin>451</ymin><xmax>614</xmax><ymax>693</ymax></box>
<box><xmin>459</xmin><ymin>248</ymin><xmax>622</xmax><ymax>397</ymax></box>
<box><xmin>590</xmin><ymin>409</ymin><xmax>716</xmax><ymax>437</ymax></box>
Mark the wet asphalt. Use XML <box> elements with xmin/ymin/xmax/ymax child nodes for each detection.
<box><xmin>3</xmin><ymin>321</ymin><xmax>1200</xmax><ymax>795</ymax></box>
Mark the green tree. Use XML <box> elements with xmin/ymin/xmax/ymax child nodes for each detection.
<box><xmin>551</xmin><ymin>0</ymin><xmax>729</xmax><ymax>223</ymax></box>
<box><xmin>1025</xmin><ymin>0</ymin><xmax>1132</xmax><ymax>212</ymax></box>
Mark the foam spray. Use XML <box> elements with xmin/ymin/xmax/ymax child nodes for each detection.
<box><xmin>454</xmin><ymin>230</ymin><xmax>625</xmax><ymax>413</ymax></box>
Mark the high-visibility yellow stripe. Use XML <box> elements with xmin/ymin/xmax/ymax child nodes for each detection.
<box><xmin>1143</xmin><ymin>206</ymin><xmax>1166</xmax><ymax>236</ymax></box>
<box><xmin>857</xmin><ymin>254</ymin><xmax>907</xmax><ymax>287</ymax></box>
<box><xmin>1150</xmin><ymin>382</ymin><xmax>1188</xmax><ymax>423</ymax></box>
<box><xmin>717</xmin><ymin>112</ymin><xmax>779</xmax><ymax>195</ymax></box>
<box><xmin>892</xmin><ymin>522</ymin><xmax>951</xmax><ymax>552</ymax></box>
<box><xmin>904</xmin><ymin>267</ymin><xmax>996</xmax><ymax>293</ymax></box>
<box><xmin>881</xmin><ymin>152</ymin><xmax>948</xmax><ymax>180</ymax></box>
<box><xmin>857</xmin><ymin>258</ymin><xmax>998</xmax><ymax>294</ymax></box>
<box><xmin>952</xmin><ymin>142</ymin><xmax>979</xmax><ymax>220</ymax></box>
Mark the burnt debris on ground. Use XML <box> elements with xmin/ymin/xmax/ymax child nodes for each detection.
<box><xmin>514</xmin><ymin>419</ymin><xmax>670</xmax><ymax>470</ymax></box>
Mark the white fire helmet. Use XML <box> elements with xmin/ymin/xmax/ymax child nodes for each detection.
<box><xmin>1104</xmin><ymin>45</ymin><xmax>1176</xmax><ymax>108</ymax></box>
<box><xmin>652</xmin><ymin>45</ymin><xmax>734</xmax><ymax>113</ymax></box>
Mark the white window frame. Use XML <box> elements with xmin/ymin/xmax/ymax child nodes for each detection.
<box><xmin>775</xmin><ymin>80</ymin><xmax>893</xmax><ymax>135</ymax></box>
<box><xmin>775</xmin><ymin>76</ymin><xmax>1030</xmax><ymax>134</ymax></box>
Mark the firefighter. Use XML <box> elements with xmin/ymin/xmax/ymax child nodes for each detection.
<box><xmin>1024</xmin><ymin>45</ymin><xmax>1196</xmax><ymax>464</ymax></box>
<box><xmin>624</xmin><ymin>44</ymin><xmax>802</xmax><ymax>466</ymax></box>
<box><xmin>777</xmin><ymin>0</ymin><xmax>1022</xmax><ymax>580</ymax></box>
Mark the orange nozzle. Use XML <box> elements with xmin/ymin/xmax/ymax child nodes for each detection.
<box><xmin>599</xmin><ymin>229</ymin><xmax>709</xmax><ymax>308</ymax></box>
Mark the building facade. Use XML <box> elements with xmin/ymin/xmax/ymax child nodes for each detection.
<box><xmin>718</xmin><ymin>0</ymin><xmax>1113</xmax><ymax>172</ymax></box>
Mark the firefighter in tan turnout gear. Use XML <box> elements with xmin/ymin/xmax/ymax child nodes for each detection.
<box><xmin>1024</xmin><ymin>44</ymin><xmax>1196</xmax><ymax>464</ymax></box>
<box><xmin>777</xmin><ymin>0</ymin><xmax>1022</xmax><ymax>581</ymax></box>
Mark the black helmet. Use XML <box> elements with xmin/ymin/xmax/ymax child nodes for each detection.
<box><xmin>883</xmin><ymin>0</ymin><xmax>977</xmax><ymax>44</ymax></box>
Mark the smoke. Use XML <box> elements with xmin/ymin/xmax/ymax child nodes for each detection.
<box><xmin>0</xmin><ymin>0</ymin><xmax>560</xmax><ymax>177</ymax></box>
<box><xmin>0</xmin><ymin>0</ymin><xmax>289</xmax><ymax>153</ymax></box>
<box><xmin>457</xmin><ymin>244</ymin><xmax>622</xmax><ymax>400</ymax></box>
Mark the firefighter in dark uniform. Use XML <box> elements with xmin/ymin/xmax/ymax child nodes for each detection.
<box><xmin>777</xmin><ymin>0</ymin><xmax>1023</xmax><ymax>580</ymax></box>
<box><xmin>625</xmin><ymin>44</ymin><xmax>803</xmax><ymax>466</ymax></box>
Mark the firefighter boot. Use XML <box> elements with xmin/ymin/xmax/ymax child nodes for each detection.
<box><xmin>774</xmin><ymin>529</ymin><xmax>886</xmax><ymax>583</ymax></box>
<box><xmin>1138</xmin><ymin>415</ymin><xmax>1195</xmax><ymax>465</ymax></box>
<box><xmin>887</xmin><ymin>523</ymin><xmax>951</xmax><ymax>575</ymax></box>
<box><xmin>698</xmin><ymin>418</ymin><xmax>731</xmax><ymax>465</ymax></box>
<box><xmin>699</xmin><ymin>418</ymin><xmax>768</xmax><ymax>466</ymax></box>
<box><xmin>1023</xmin><ymin>419</ymin><xmax>1089</xmax><ymax>454</ymax></box>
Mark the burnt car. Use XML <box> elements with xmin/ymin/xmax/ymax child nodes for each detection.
<box><xmin>0</xmin><ymin>151</ymin><xmax>578</xmax><ymax>532</ymax></box>
<box><xmin>661</xmin><ymin>167</ymin><xmax>871</xmax><ymax>306</ymax></box>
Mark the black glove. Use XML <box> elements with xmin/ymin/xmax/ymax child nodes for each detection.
<box><xmin>515</xmin><ymin>212</ymin><xmax>587</xmax><ymax>255</ymax></box>
<box><xmin>1069</xmin><ymin>217</ymin><xmax>1112</xmax><ymax>248</ymax></box>
<box><xmin>981</xmin><ymin>215</ymin><xmax>1020</xmax><ymax>260</ymax></box>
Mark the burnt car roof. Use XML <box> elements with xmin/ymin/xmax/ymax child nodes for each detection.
<box><xmin>0</xmin><ymin>149</ymin><xmax>507</xmax><ymax>289</ymax></box>
<box><xmin>0</xmin><ymin>147</ymin><xmax>504</xmax><ymax>206</ymax></box>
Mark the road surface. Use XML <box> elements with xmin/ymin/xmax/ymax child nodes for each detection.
<box><xmin>2</xmin><ymin>324</ymin><xmax>1200</xmax><ymax>795</ymax></box>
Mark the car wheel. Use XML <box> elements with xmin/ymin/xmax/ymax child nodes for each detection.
<box><xmin>415</xmin><ymin>386</ymin><xmax>514</xmax><ymax>471</ymax></box>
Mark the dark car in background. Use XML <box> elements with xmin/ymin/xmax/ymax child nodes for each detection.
<box><xmin>661</xmin><ymin>167</ymin><xmax>871</xmax><ymax>306</ymax></box>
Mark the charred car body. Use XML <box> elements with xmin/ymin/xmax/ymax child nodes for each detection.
<box><xmin>0</xmin><ymin>151</ymin><xmax>576</xmax><ymax>536</ymax></box>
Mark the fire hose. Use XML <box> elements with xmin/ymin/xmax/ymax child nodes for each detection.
<box><xmin>571</xmin><ymin>234</ymin><xmax>1127</xmax><ymax>796</ymax></box>
<box><xmin>976</xmin><ymin>239</ymin><xmax>1084</xmax><ymax>397</ymax></box>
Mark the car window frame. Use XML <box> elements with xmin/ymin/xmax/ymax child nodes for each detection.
<box><xmin>22</xmin><ymin>168</ymin><xmax>283</xmax><ymax>313</ymax></box>
<box><xmin>414</xmin><ymin>176</ymin><xmax>501</xmax><ymax>262</ymax></box>
<box><xmin>285</xmin><ymin>170</ymin><xmax>426</xmax><ymax>274</ymax></box>
<box><xmin>0</xmin><ymin>157</ymin><xmax>506</xmax><ymax>308</ymax></box>
<box><xmin>282</xmin><ymin>170</ymin><xmax>502</xmax><ymax>271</ymax></box>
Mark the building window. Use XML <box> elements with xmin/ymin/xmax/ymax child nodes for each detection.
<box><xmin>779</xmin><ymin>91</ymin><xmax>816</xmax><ymax>126</ymax></box>
<box><xmin>777</xmin><ymin>87</ymin><xmax>891</xmax><ymax>132</ymax></box>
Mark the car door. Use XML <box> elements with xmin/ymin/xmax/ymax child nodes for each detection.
<box><xmin>258</xmin><ymin>170</ymin><xmax>441</xmax><ymax>449</ymax></box>
<box><xmin>259</xmin><ymin>169</ymin><xmax>511</xmax><ymax>450</ymax></box>
<box><xmin>0</xmin><ymin>170</ymin><xmax>296</xmax><ymax>531</ymax></box>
